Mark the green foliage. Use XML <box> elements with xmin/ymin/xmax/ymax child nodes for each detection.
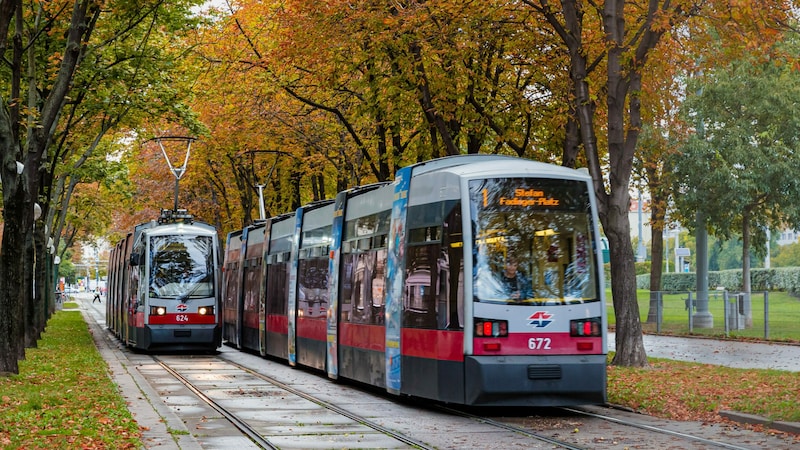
<box><xmin>634</xmin><ymin>261</ymin><xmax>651</xmax><ymax>276</ymax></box>
<box><xmin>57</xmin><ymin>259</ymin><xmax>77</xmax><ymax>285</ymax></box>
<box><xmin>671</xmin><ymin>41</ymin><xmax>800</xmax><ymax>252</ymax></box>
<box><xmin>772</xmin><ymin>242</ymin><xmax>800</xmax><ymax>267</ymax></box>
<box><xmin>0</xmin><ymin>312</ymin><xmax>141</xmax><ymax>448</ymax></box>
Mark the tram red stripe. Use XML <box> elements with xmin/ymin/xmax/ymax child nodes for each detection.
<box><xmin>148</xmin><ymin>314</ymin><xmax>217</xmax><ymax>325</ymax></box>
<box><xmin>401</xmin><ymin>329</ymin><xmax>464</xmax><ymax>361</ymax></box>
<box><xmin>297</xmin><ymin>316</ymin><xmax>326</xmax><ymax>340</ymax></box>
<box><xmin>339</xmin><ymin>325</ymin><xmax>465</xmax><ymax>361</ymax></box>
<box><xmin>266</xmin><ymin>314</ymin><xmax>288</xmax><ymax>334</ymax></box>
<box><xmin>339</xmin><ymin>323</ymin><xmax>385</xmax><ymax>351</ymax></box>
<box><xmin>472</xmin><ymin>333</ymin><xmax>602</xmax><ymax>356</ymax></box>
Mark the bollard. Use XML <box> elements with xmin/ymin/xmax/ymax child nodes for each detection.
<box><xmin>764</xmin><ymin>291</ymin><xmax>769</xmax><ymax>340</ymax></box>
<box><xmin>723</xmin><ymin>291</ymin><xmax>730</xmax><ymax>336</ymax></box>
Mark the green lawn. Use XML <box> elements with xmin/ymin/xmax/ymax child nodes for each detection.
<box><xmin>607</xmin><ymin>289</ymin><xmax>800</xmax><ymax>342</ymax></box>
<box><xmin>0</xmin><ymin>311</ymin><xmax>141</xmax><ymax>449</ymax></box>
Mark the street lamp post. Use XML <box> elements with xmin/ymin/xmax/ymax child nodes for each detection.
<box><xmin>694</xmin><ymin>211</ymin><xmax>713</xmax><ymax>328</ymax></box>
<box><xmin>636</xmin><ymin>189</ymin><xmax>646</xmax><ymax>262</ymax></box>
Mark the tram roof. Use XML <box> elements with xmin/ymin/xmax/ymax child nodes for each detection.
<box><xmin>407</xmin><ymin>155</ymin><xmax>590</xmax><ymax>181</ymax></box>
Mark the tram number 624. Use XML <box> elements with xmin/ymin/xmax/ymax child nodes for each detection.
<box><xmin>176</xmin><ymin>314</ymin><xmax>189</xmax><ymax>322</ymax></box>
<box><xmin>528</xmin><ymin>337</ymin><xmax>552</xmax><ymax>350</ymax></box>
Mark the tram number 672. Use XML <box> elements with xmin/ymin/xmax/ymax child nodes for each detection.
<box><xmin>528</xmin><ymin>337</ymin><xmax>552</xmax><ymax>350</ymax></box>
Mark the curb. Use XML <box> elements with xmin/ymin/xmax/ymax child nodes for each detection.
<box><xmin>719</xmin><ymin>410</ymin><xmax>800</xmax><ymax>435</ymax></box>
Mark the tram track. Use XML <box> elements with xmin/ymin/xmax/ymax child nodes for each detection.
<box><xmin>151</xmin><ymin>351</ymin><xmax>603</xmax><ymax>449</ymax></box>
<box><xmin>482</xmin><ymin>403</ymin><xmax>771</xmax><ymax>449</ymax></box>
<box><xmin>154</xmin><ymin>356</ymin><xmax>279</xmax><ymax>449</ymax></box>
<box><xmin>432</xmin><ymin>402</ymin><xmax>775</xmax><ymax>449</ymax></box>
<box><xmin>137</xmin><ymin>349</ymin><xmax>795</xmax><ymax>449</ymax></box>
<box><xmin>204</xmin><ymin>356</ymin><xmax>435</xmax><ymax>449</ymax></box>
<box><xmin>152</xmin><ymin>353</ymin><xmax>436</xmax><ymax>449</ymax></box>
<box><xmin>562</xmin><ymin>406</ymin><xmax>754</xmax><ymax>450</ymax></box>
<box><xmin>434</xmin><ymin>404</ymin><xmax>587</xmax><ymax>450</ymax></box>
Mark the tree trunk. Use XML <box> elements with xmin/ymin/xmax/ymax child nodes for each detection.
<box><xmin>409</xmin><ymin>42</ymin><xmax>459</xmax><ymax>157</ymax></box>
<box><xmin>606</xmin><ymin>204</ymin><xmax>648</xmax><ymax>366</ymax></box>
<box><xmin>742</xmin><ymin>208</ymin><xmax>753</xmax><ymax>327</ymax></box>
<box><xmin>1</xmin><ymin>146</ymin><xmax>33</xmax><ymax>369</ymax></box>
<box><xmin>0</xmin><ymin>0</ymin><xmax>94</xmax><ymax>375</ymax></box>
<box><xmin>0</xmin><ymin>97</ymin><xmax>23</xmax><ymax>375</ymax></box>
<box><xmin>602</xmin><ymin>0</ymin><xmax>652</xmax><ymax>367</ymax></box>
<box><xmin>31</xmin><ymin>225</ymin><xmax>49</xmax><ymax>343</ymax></box>
<box><xmin>647</xmin><ymin>230</ymin><xmax>664</xmax><ymax>323</ymax></box>
<box><xmin>646</xmin><ymin>174</ymin><xmax>667</xmax><ymax>323</ymax></box>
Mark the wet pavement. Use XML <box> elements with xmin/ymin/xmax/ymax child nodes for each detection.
<box><xmin>71</xmin><ymin>293</ymin><xmax>800</xmax><ymax>448</ymax></box>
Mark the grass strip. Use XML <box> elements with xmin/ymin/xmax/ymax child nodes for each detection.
<box><xmin>0</xmin><ymin>311</ymin><xmax>141</xmax><ymax>449</ymax></box>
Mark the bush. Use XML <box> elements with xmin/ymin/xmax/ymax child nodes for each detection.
<box><xmin>634</xmin><ymin>261</ymin><xmax>651</xmax><ymax>275</ymax></box>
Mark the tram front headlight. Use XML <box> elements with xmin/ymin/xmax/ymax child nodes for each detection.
<box><xmin>150</xmin><ymin>306</ymin><xmax>167</xmax><ymax>316</ymax></box>
<box><xmin>198</xmin><ymin>306</ymin><xmax>214</xmax><ymax>315</ymax></box>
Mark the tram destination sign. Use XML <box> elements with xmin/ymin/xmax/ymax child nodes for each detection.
<box><xmin>474</xmin><ymin>178</ymin><xmax>589</xmax><ymax>212</ymax></box>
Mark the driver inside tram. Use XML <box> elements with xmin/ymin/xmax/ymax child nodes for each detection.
<box><xmin>501</xmin><ymin>256</ymin><xmax>532</xmax><ymax>301</ymax></box>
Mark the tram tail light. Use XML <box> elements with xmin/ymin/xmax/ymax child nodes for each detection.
<box><xmin>576</xmin><ymin>341</ymin><xmax>594</xmax><ymax>351</ymax></box>
<box><xmin>474</xmin><ymin>318</ymin><xmax>508</xmax><ymax>337</ymax></box>
<box><xmin>150</xmin><ymin>306</ymin><xmax>167</xmax><ymax>316</ymax></box>
<box><xmin>483</xmin><ymin>342</ymin><xmax>502</xmax><ymax>352</ymax></box>
<box><xmin>570</xmin><ymin>317</ymin><xmax>602</xmax><ymax>337</ymax></box>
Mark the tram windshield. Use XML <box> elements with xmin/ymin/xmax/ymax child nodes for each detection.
<box><xmin>149</xmin><ymin>235</ymin><xmax>215</xmax><ymax>299</ymax></box>
<box><xmin>470</xmin><ymin>177</ymin><xmax>599</xmax><ymax>305</ymax></box>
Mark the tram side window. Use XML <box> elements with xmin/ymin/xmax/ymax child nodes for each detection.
<box><xmin>298</xmin><ymin>251</ymin><xmax>329</xmax><ymax>318</ymax></box>
<box><xmin>223</xmin><ymin>261</ymin><xmax>239</xmax><ymax>309</ymax></box>
<box><xmin>340</xmin><ymin>211</ymin><xmax>389</xmax><ymax>325</ymax></box>
<box><xmin>243</xmin><ymin>258</ymin><xmax>260</xmax><ymax>312</ymax></box>
<box><xmin>129</xmin><ymin>244</ymin><xmax>143</xmax><ymax>313</ymax></box>
<box><xmin>441</xmin><ymin>202</ymin><xmax>463</xmax><ymax>330</ymax></box>
<box><xmin>404</xmin><ymin>244</ymin><xmax>437</xmax><ymax>328</ymax></box>
<box><xmin>265</xmin><ymin>253</ymin><xmax>289</xmax><ymax>316</ymax></box>
<box><xmin>404</xmin><ymin>200</ymin><xmax>461</xmax><ymax>330</ymax></box>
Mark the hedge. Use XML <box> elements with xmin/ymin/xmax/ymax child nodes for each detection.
<box><xmin>635</xmin><ymin>267</ymin><xmax>800</xmax><ymax>294</ymax></box>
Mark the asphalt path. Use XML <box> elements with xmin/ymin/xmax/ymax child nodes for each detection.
<box><xmin>608</xmin><ymin>332</ymin><xmax>800</xmax><ymax>372</ymax></box>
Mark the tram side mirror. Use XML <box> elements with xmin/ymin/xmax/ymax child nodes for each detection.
<box><xmin>129</xmin><ymin>253</ymin><xmax>140</xmax><ymax>266</ymax></box>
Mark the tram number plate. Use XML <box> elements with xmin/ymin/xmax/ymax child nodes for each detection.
<box><xmin>176</xmin><ymin>314</ymin><xmax>190</xmax><ymax>322</ymax></box>
<box><xmin>528</xmin><ymin>337</ymin><xmax>552</xmax><ymax>350</ymax></box>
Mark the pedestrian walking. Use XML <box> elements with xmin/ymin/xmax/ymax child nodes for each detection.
<box><xmin>93</xmin><ymin>292</ymin><xmax>101</xmax><ymax>303</ymax></box>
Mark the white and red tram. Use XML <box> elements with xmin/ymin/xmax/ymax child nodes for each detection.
<box><xmin>223</xmin><ymin>155</ymin><xmax>607</xmax><ymax>406</ymax></box>
<box><xmin>107</xmin><ymin>209</ymin><xmax>222</xmax><ymax>351</ymax></box>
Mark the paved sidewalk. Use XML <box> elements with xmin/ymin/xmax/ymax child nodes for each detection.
<box><xmin>608</xmin><ymin>332</ymin><xmax>800</xmax><ymax>372</ymax></box>
<box><xmin>77</xmin><ymin>294</ymin><xmax>198</xmax><ymax>449</ymax></box>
